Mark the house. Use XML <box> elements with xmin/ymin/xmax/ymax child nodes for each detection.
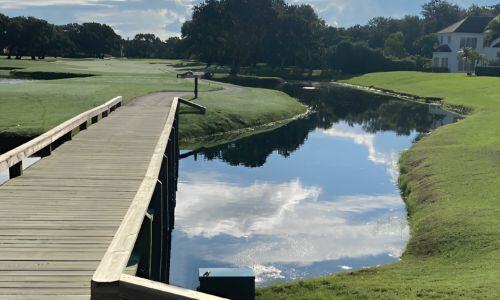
<box><xmin>432</xmin><ymin>16</ymin><xmax>500</xmax><ymax>72</ymax></box>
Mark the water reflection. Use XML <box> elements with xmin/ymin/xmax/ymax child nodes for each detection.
<box><xmin>188</xmin><ymin>84</ymin><xmax>459</xmax><ymax>169</ymax></box>
<box><xmin>170</xmin><ymin>83</ymin><xmax>459</xmax><ymax>288</ymax></box>
<box><xmin>0</xmin><ymin>78</ymin><xmax>32</xmax><ymax>84</ymax></box>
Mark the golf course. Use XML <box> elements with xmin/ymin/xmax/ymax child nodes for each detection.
<box><xmin>2</xmin><ymin>58</ymin><xmax>500</xmax><ymax>298</ymax></box>
<box><xmin>0</xmin><ymin>58</ymin><xmax>306</xmax><ymax>147</ymax></box>
<box><xmin>258</xmin><ymin>71</ymin><xmax>500</xmax><ymax>299</ymax></box>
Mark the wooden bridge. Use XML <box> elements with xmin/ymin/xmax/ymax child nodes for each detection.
<box><xmin>0</xmin><ymin>93</ymin><xmax>219</xmax><ymax>299</ymax></box>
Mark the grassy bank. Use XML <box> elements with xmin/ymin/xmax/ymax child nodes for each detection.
<box><xmin>0</xmin><ymin>58</ymin><xmax>306</xmax><ymax>146</ymax></box>
<box><xmin>180</xmin><ymin>85</ymin><xmax>306</xmax><ymax>147</ymax></box>
<box><xmin>258</xmin><ymin>72</ymin><xmax>500</xmax><ymax>299</ymax></box>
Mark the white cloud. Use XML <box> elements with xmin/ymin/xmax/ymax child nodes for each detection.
<box><xmin>75</xmin><ymin>8</ymin><xmax>186</xmax><ymax>39</ymax></box>
<box><xmin>0</xmin><ymin>0</ymin><xmax>123</xmax><ymax>9</ymax></box>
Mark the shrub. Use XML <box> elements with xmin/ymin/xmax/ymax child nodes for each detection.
<box><xmin>475</xmin><ymin>66</ymin><xmax>500</xmax><ymax>77</ymax></box>
<box><xmin>214</xmin><ymin>75</ymin><xmax>285</xmax><ymax>89</ymax></box>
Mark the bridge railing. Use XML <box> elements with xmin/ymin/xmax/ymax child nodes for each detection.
<box><xmin>0</xmin><ymin>96</ymin><xmax>122</xmax><ymax>179</ymax></box>
<box><xmin>91</xmin><ymin>97</ymin><xmax>223</xmax><ymax>300</ymax></box>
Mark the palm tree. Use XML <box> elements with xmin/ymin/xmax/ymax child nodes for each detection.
<box><xmin>485</xmin><ymin>15</ymin><xmax>500</xmax><ymax>46</ymax></box>
<box><xmin>458</xmin><ymin>47</ymin><xmax>480</xmax><ymax>74</ymax></box>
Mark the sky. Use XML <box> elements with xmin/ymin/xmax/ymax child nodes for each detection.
<box><xmin>0</xmin><ymin>0</ymin><xmax>498</xmax><ymax>40</ymax></box>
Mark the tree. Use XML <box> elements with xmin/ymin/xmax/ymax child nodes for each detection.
<box><xmin>467</xmin><ymin>4</ymin><xmax>500</xmax><ymax>16</ymax></box>
<box><xmin>20</xmin><ymin>17</ymin><xmax>54</xmax><ymax>59</ymax></box>
<box><xmin>5</xmin><ymin>17</ymin><xmax>24</xmax><ymax>59</ymax></box>
<box><xmin>384</xmin><ymin>32</ymin><xmax>406</xmax><ymax>58</ymax></box>
<box><xmin>458</xmin><ymin>47</ymin><xmax>480</xmax><ymax>73</ymax></box>
<box><xmin>182</xmin><ymin>0</ymin><xmax>229</xmax><ymax>66</ymax></box>
<box><xmin>270</xmin><ymin>4</ymin><xmax>326</xmax><ymax>69</ymax></box>
<box><xmin>399</xmin><ymin>15</ymin><xmax>424</xmax><ymax>54</ymax></box>
<box><xmin>48</xmin><ymin>25</ymin><xmax>77</xmax><ymax>57</ymax></box>
<box><xmin>71</xmin><ymin>23</ymin><xmax>121</xmax><ymax>58</ymax></box>
<box><xmin>413</xmin><ymin>33</ymin><xmax>438</xmax><ymax>58</ymax></box>
<box><xmin>223</xmin><ymin>0</ymin><xmax>283</xmax><ymax>74</ymax></box>
<box><xmin>125</xmin><ymin>34</ymin><xmax>163</xmax><ymax>58</ymax></box>
<box><xmin>0</xmin><ymin>14</ymin><xmax>9</xmax><ymax>53</ymax></box>
<box><xmin>422</xmin><ymin>0</ymin><xmax>465</xmax><ymax>33</ymax></box>
<box><xmin>164</xmin><ymin>37</ymin><xmax>185</xmax><ymax>59</ymax></box>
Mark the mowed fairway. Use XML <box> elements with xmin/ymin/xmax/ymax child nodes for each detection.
<box><xmin>258</xmin><ymin>72</ymin><xmax>500</xmax><ymax>299</ymax></box>
<box><xmin>0</xmin><ymin>58</ymin><xmax>306</xmax><ymax>144</ymax></box>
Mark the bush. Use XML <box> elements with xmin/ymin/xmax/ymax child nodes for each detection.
<box><xmin>213</xmin><ymin>75</ymin><xmax>285</xmax><ymax>89</ymax></box>
<box><xmin>239</xmin><ymin>66</ymin><xmax>334</xmax><ymax>80</ymax></box>
<box><xmin>475</xmin><ymin>66</ymin><xmax>500</xmax><ymax>77</ymax></box>
<box><xmin>12</xmin><ymin>71</ymin><xmax>94</xmax><ymax>80</ymax></box>
<box><xmin>330</xmin><ymin>41</ymin><xmax>417</xmax><ymax>74</ymax></box>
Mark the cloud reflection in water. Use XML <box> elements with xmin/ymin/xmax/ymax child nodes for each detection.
<box><xmin>175</xmin><ymin>176</ymin><xmax>409</xmax><ymax>284</ymax></box>
<box><xmin>322</xmin><ymin>124</ymin><xmax>402</xmax><ymax>183</ymax></box>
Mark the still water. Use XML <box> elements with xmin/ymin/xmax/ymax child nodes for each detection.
<box><xmin>170</xmin><ymin>83</ymin><xmax>459</xmax><ymax>289</ymax></box>
<box><xmin>0</xmin><ymin>78</ymin><xmax>32</xmax><ymax>84</ymax></box>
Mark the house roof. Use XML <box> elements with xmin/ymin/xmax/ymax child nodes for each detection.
<box><xmin>435</xmin><ymin>44</ymin><xmax>452</xmax><ymax>52</ymax></box>
<box><xmin>438</xmin><ymin>16</ymin><xmax>494</xmax><ymax>34</ymax></box>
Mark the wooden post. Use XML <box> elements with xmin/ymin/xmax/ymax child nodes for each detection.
<box><xmin>9</xmin><ymin>162</ymin><xmax>23</xmax><ymax>179</ymax></box>
<box><xmin>150</xmin><ymin>180</ymin><xmax>163</xmax><ymax>281</ymax></box>
<box><xmin>37</xmin><ymin>144</ymin><xmax>52</xmax><ymax>158</ymax></box>
<box><xmin>80</xmin><ymin>121</ymin><xmax>88</xmax><ymax>131</ymax></box>
<box><xmin>63</xmin><ymin>131</ymin><xmax>72</xmax><ymax>142</ymax></box>
<box><xmin>136</xmin><ymin>212</ymin><xmax>153</xmax><ymax>279</ymax></box>
<box><xmin>160</xmin><ymin>155</ymin><xmax>170</xmax><ymax>283</ymax></box>
<box><xmin>194</xmin><ymin>77</ymin><xmax>199</xmax><ymax>99</ymax></box>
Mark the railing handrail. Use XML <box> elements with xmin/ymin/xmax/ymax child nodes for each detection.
<box><xmin>0</xmin><ymin>96</ymin><xmax>122</xmax><ymax>171</ymax></box>
<box><xmin>92</xmin><ymin>97</ymin><xmax>180</xmax><ymax>296</ymax></box>
<box><xmin>179</xmin><ymin>97</ymin><xmax>206</xmax><ymax>114</ymax></box>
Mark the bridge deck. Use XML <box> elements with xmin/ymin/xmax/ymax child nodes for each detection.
<box><xmin>0</xmin><ymin>93</ymin><xmax>178</xmax><ymax>299</ymax></box>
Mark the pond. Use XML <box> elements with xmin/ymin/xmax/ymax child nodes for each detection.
<box><xmin>0</xmin><ymin>78</ymin><xmax>32</xmax><ymax>84</ymax></box>
<box><xmin>169</xmin><ymin>83</ymin><xmax>460</xmax><ymax>289</ymax></box>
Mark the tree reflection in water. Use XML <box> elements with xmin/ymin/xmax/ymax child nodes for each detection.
<box><xmin>190</xmin><ymin>83</ymin><xmax>458</xmax><ymax>167</ymax></box>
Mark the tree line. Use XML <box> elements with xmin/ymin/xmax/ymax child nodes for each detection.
<box><xmin>0</xmin><ymin>14</ymin><xmax>183</xmax><ymax>60</ymax></box>
<box><xmin>1</xmin><ymin>0</ymin><xmax>499</xmax><ymax>75</ymax></box>
<box><xmin>181</xmin><ymin>0</ymin><xmax>500</xmax><ymax>74</ymax></box>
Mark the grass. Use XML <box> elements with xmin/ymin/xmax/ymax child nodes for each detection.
<box><xmin>258</xmin><ymin>71</ymin><xmax>500</xmax><ymax>299</ymax></box>
<box><xmin>180</xmin><ymin>86</ymin><xmax>306</xmax><ymax>147</ymax></box>
<box><xmin>0</xmin><ymin>58</ymin><xmax>306</xmax><ymax>145</ymax></box>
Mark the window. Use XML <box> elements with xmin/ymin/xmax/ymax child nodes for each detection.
<box><xmin>448</xmin><ymin>36</ymin><xmax>452</xmax><ymax>44</ymax></box>
<box><xmin>433</xmin><ymin>57</ymin><xmax>440</xmax><ymax>67</ymax></box>
<box><xmin>441</xmin><ymin>58</ymin><xmax>449</xmax><ymax>68</ymax></box>
<box><xmin>440</xmin><ymin>36</ymin><xmax>444</xmax><ymax>44</ymax></box>
<box><xmin>460</xmin><ymin>37</ymin><xmax>478</xmax><ymax>49</ymax></box>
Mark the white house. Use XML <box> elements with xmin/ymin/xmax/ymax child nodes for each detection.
<box><xmin>432</xmin><ymin>16</ymin><xmax>500</xmax><ymax>73</ymax></box>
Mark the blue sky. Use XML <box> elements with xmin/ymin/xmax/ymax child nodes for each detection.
<box><xmin>0</xmin><ymin>0</ymin><xmax>498</xmax><ymax>40</ymax></box>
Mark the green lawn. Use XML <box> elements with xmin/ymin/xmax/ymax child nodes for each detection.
<box><xmin>258</xmin><ymin>72</ymin><xmax>500</xmax><ymax>299</ymax></box>
<box><xmin>180</xmin><ymin>86</ymin><xmax>306</xmax><ymax>147</ymax></box>
<box><xmin>0</xmin><ymin>58</ymin><xmax>306</xmax><ymax>146</ymax></box>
